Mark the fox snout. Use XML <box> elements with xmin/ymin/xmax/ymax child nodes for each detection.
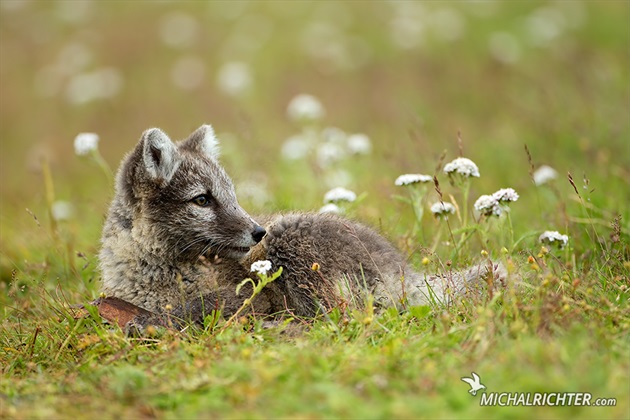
<box><xmin>252</xmin><ymin>225</ymin><xmax>266</xmax><ymax>243</ymax></box>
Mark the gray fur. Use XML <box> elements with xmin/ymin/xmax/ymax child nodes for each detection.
<box><xmin>142</xmin><ymin>128</ymin><xmax>181</xmax><ymax>183</ymax></box>
<box><xmin>100</xmin><ymin>125</ymin><xmax>503</xmax><ymax>321</ymax></box>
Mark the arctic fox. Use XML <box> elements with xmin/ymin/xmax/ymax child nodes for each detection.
<box><xmin>99</xmin><ymin>125</ymin><xmax>503</xmax><ymax>325</ymax></box>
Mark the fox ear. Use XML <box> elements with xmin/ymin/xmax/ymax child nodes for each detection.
<box><xmin>182</xmin><ymin>124</ymin><xmax>220</xmax><ymax>159</ymax></box>
<box><xmin>141</xmin><ymin>128</ymin><xmax>180</xmax><ymax>183</ymax></box>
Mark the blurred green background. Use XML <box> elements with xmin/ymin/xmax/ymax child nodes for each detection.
<box><xmin>1</xmin><ymin>1</ymin><xmax>628</xmax><ymax>279</ymax></box>
<box><xmin>1</xmin><ymin>3</ymin><xmax>629</xmax><ymax>418</ymax></box>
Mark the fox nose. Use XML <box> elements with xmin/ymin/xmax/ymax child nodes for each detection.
<box><xmin>251</xmin><ymin>225</ymin><xmax>266</xmax><ymax>243</ymax></box>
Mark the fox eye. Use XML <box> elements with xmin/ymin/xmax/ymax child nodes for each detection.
<box><xmin>191</xmin><ymin>194</ymin><xmax>212</xmax><ymax>207</ymax></box>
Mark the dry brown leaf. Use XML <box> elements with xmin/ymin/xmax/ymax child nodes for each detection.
<box><xmin>89</xmin><ymin>296</ymin><xmax>153</xmax><ymax>328</ymax></box>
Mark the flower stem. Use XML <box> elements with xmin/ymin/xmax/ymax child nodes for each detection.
<box><xmin>431</xmin><ymin>222</ymin><xmax>444</xmax><ymax>253</ymax></box>
<box><xmin>410</xmin><ymin>188</ymin><xmax>426</xmax><ymax>242</ymax></box>
<box><xmin>506</xmin><ymin>210</ymin><xmax>515</xmax><ymax>251</ymax></box>
<box><xmin>461</xmin><ymin>179</ymin><xmax>470</xmax><ymax>229</ymax></box>
<box><xmin>455</xmin><ymin>179</ymin><xmax>471</xmax><ymax>255</ymax></box>
<box><xmin>91</xmin><ymin>150</ymin><xmax>113</xmax><ymax>183</ymax></box>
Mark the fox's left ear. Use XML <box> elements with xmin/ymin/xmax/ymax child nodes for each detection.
<box><xmin>182</xmin><ymin>124</ymin><xmax>220</xmax><ymax>159</ymax></box>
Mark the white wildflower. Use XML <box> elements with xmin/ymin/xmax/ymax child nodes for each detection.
<box><xmin>321</xmin><ymin>127</ymin><xmax>346</xmax><ymax>145</ymax></box>
<box><xmin>236</xmin><ymin>179</ymin><xmax>270</xmax><ymax>207</ymax></box>
<box><xmin>66</xmin><ymin>67</ymin><xmax>123</xmax><ymax>105</ymax></box>
<box><xmin>287</xmin><ymin>94</ymin><xmax>325</xmax><ymax>122</ymax></box>
<box><xmin>347</xmin><ymin>133</ymin><xmax>372</xmax><ymax>155</ymax></box>
<box><xmin>324</xmin><ymin>187</ymin><xmax>356</xmax><ymax>203</ymax></box>
<box><xmin>316</xmin><ymin>142</ymin><xmax>346</xmax><ymax>168</ymax></box>
<box><xmin>281</xmin><ymin>134</ymin><xmax>311</xmax><ymax>160</ymax></box>
<box><xmin>216</xmin><ymin>61</ymin><xmax>252</xmax><ymax>97</ymax></box>
<box><xmin>443</xmin><ymin>157</ymin><xmax>480</xmax><ymax>178</ymax></box>
<box><xmin>395</xmin><ymin>174</ymin><xmax>433</xmax><ymax>186</ymax></box>
<box><xmin>319</xmin><ymin>203</ymin><xmax>341</xmax><ymax>214</ymax></box>
<box><xmin>539</xmin><ymin>231</ymin><xmax>569</xmax><ymax>248</ymax></box>
<box><xmin>323</xmin><ymin>169</ymin><xmax>352</xmax><ymax>189</ymax></box>
<box><xmin>250</xmin><ymin>260</ymin><xmax>272</xmax><ymax>276</ymax></box>
<box><xmin>159</xmin><ymin>12</ymin><xmax>199</xmax><ymax>48</ymax></box>
<box><xmin>51</xmin><ymin>200</ymin><xmax>74</xmax><ymax>221</ymax></box>
<box><xmin>533</xmin><ymin>165</ymin><xmax>558</xmax><ymax>186</ymax></box>
<box><xmin>74</xmin><ymin>132</ymin><xmax>99</xmax><ymax>156</ymax></box>
<box><xmin>492</xmin><ymin>188</ymin><xmax>519</xmax><ymax>203</ymax></box>
<box><xmin>474</xmin><ymin>194</ymin><xmax>502</xmax><ymax>217</ymax></box>
<box><xmin>430</xmin><ymin>202</ymin><xmax>456</xmax><ymax>218</ymax></box>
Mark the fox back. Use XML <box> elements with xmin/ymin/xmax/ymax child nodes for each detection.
<box><xmin>99</xmin><ymin>125</ymin><xmax>265</xmax><ymax>312</ymax></box>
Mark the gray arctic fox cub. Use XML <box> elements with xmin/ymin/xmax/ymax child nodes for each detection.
<box><xmin>100</xmin><ymin>124</ymin><xmax>503</xmax><ymax>325</ymax></box>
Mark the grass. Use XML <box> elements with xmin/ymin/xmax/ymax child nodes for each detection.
<box><xmin>1</xmin><ymin>1</ymin><xmax>629</xmax><ymax>419</ymax></box>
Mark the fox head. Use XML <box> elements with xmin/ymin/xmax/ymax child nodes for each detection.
<box><xmin>115</xmin><ymin>124</ymin><xmax>266</xmax><ymax>261</ymax></box>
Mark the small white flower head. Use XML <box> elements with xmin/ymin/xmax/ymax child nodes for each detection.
<box><xmin>316</xmin><ymin>142</ymin><xmax>346</xmax><ymax>168</ymax></box>
<box><xmin>395</xmin><ymin>174</ymin><xmax>433</xmax><ymax>186</ymax></box>
<box><xmin>321</xmin><ymin>127</ymin><xmax>346</xmax><ymax>145</ymax></box>
<box><xmin>323</xmin><ymin>169</ymin><xmax>352</xmax><ymax>189</ymax></box>
<box><xmin>347</xmin><ymin>133</ymin><xmax>372</xmax><ymax>155</ymax></box>
<box><xmin>74</xmin><ymin>132</ymin><xmax>99</xmax><ymax>156</ymax></box>
<box><xmin>324</xmin><ymin>187</ymin><xmax>357</xmax><ymax>203</ymax></box>
<box><xmin>66</xmin><ymin>67</ymin><xmax>123</xmax><ymax>105</ymax></box>
<box><xmin>51</xmin><ymin>200</ymin><xmax>75</xmax><ymax>221</ymax></box>
<box><xmin>474</xmin><ymin>194</ymin><xmax>502</xmax><ymax>217</ymax></box>
<box><xmin>159</xmin><ymin>12</ymin><xmax>199</xmax><ymax>49</ymax></box>
<box><xmin>539</xmin><ymin>231</ymin><xmax>569</xmax><ymax>249</ymax></box>
<box><xmin>287</xmin><ymin>94</ymin><xmax>325</xmax><ymax>122</ymax></box>
<box><xmin>430</xmin><ymin>201</ymin><xmax>456</xmax><ymax>218</ymax></box>
<box><xmin>281</xmin><ymin>134</ymin><xmax>311</xmax><ymax>160</ymax></box>
<box><xmin>492</xmin><ymin>188</ymin><xmax>519</xmax><ymax>203</ymax></box>
<box><xmin>250</xmin><ymin>260</ymin><xmax>272</xmax><ymax>276</ymax></box>
<box><xmin>533</xmin><ymin>165</ymin><xmax>558</xmax><ymax>186</ymax></box>
<box><xmin>319</xmin><ymin>203</ymin><xmax>341</xmax><ymax>214</ymax></box>
<box><xmin>443</xmin><ymin>157</ymin><xmax>480</xmax><ymax>178</ymax></box>
<box><xmin>216</xmin><ymin>61</ymin><xmax>252</xmax><ymax>97</ymax></box>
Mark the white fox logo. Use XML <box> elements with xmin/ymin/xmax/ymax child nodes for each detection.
<box><xmin>461</xmin><ymin>372</ymin><xmax>486</xmax><ymax>396</ymax></box>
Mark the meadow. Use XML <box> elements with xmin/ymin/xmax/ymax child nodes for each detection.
<box><xmin>1</xmin><ymin>1</ymin><xmax>629</xmax><ymax>418</ymax></box>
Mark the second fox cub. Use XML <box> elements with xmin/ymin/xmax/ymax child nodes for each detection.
<box><xmin>100</xmin><ymin>125</ymin><xmax>502</xmax><ymax>326</ymax></box>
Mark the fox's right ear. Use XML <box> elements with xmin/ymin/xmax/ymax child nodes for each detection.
<box><xmin>140</xmin><ymin>128</ymin><xmax>180</xmax><ymax>183</ymax></box>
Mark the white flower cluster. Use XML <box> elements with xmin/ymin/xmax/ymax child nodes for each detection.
<box><xmin>474</xmin><ymin>188</ymin><xmax>519</xmax><ymax>217</ymax></box>
<box><xmin>324</xmin><ymin>187</ymin><xmax>357</xmax><ymax>203</ymax></box>
<box><xmin>474</xmin><ymin>194</ymin><xmax>503</xmax><ymax>217</ymax></box>
<box><xmin>539</xmin><ymin>231</ymin><xmax>569</xmax><ymax>248</ymax></box>
<box><xmin>281</xmin><ymin>95</ymin><xmax>372</xmax><ymax>175</ymax></box>
<box><xmin>250</xmin><ymin>260</ymin><xmax>272</xmax><ymax>276</ymax></box>
<box><xmin>281</xmin><ymin>129</ymin><xmax>372</xmax><ymax>165</ymax></box>
<box><xmin>492</xmin><ymin>188</ymin><xmax>519</xmax><ymax>203</ymax></box>
<box><xmin>394</xmin><ymin>173</ymin><xmax>433</xmax><ymax>186</ymax></box>
<box><xmin>346</xmin><ymin>133</ymin><xmax>372</xmax><ymax>155</ymax></box>
<box><xmin>66</xmin><ymin>67</ymin><xmax>123</xmax><ymax>105</ymax></box>
<box><xmin>430</xmin><ymin>202</ymin><xmax>456</xmax><ymax>217</ymax></box>
<box><xmin>51</xmin><ymin>200</ymin><xmax>75</xmax><ymax>221</ymax></box>
<box><xmin>319</xmin><ymin>203</ymin><xmax>341</xmax><ymax>214</ymax></box>
<box><xmin>533</xmin><ymin>165</ymin><xmax>558</xmax><ymax>186</ymax></box>
<box><xmin>216</xmin><ymin>61</ymin><xmax>252</xmax><ymax>97</ymax></box>
<box><xmin>281</xmin><ymin>134</ymin><xmax>313</xmax><ymax>160</ymax></box>
<box><xmin>74</xmin><ymin>132</ymin><xmax>99</xmax><ymax>156</ymax></box>
<box><xmin>443</xmin><ymin>157</ymin><xmax>480</xmax><ymax>178</ymax></box>
<box><xmin>287</xmin><ymin>94</ymin><xmax>325</xmax><ymax>122</ymax></box>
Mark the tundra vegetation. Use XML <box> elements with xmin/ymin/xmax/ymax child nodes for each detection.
<box><xmin>1</xmin><ymin>2</ymin><xmax>628</xmax><ymax>418</ymax></box>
